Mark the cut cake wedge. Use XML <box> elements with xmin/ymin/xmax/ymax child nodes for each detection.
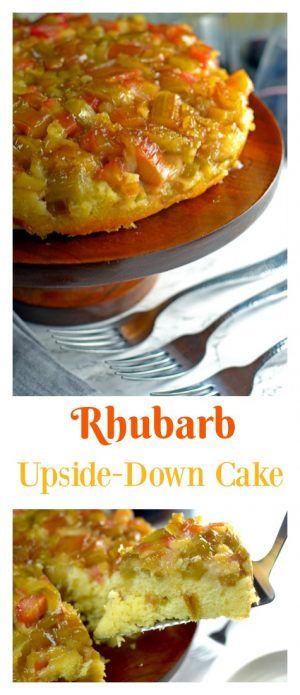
<box><xmin>94</xmin><ymin>513</ymin><xmax>257</xmax><ymax>642</ymax></box>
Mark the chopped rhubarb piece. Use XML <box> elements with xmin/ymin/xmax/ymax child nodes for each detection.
<box><xmin>182</xmin><ymin>521</ymin><xmax>203</xmax><ymax>536</ymax></box>
<box><xmin>150</xmin><ymin>91</ymin><xmax>180</xmax><ymax>127</ymax></box>
<box><xmin>110</xmin><ymin>105</ymin><xmax>145</xmax><ymax>127</ymax></box>
<box><xmin>135</xmin><ymin>138</ymin><xmax>170</xmax><ymax>185</ymax></box>
<box><xmin>97</xmin><ymin>20</ymin><xmax>118</xmax><ymax>31</ymax></box>
<box><xmin>19</xmin><ymin>91</ymin><xmax>45</xmax><ymax>109</ymax></box>
<box><xmin>189</xmin><ymin>43</ymin><xmax>214</xmax><ymax>66</ymax></box>
<box><xmin>42</xmin><ymin>513</ymin><xmax>67</xmax><ymax>533</ymax></box>
<box><xmin>55</xmin><ymin>534</ymin><xmax>92</xmax><ymax>555</ymax></box>
<box><xmin>80</xmin><ymin>128</ymin><xmax>121</xmax><ymax>158</ymax></box>
<box><xmin>165</xmin><ymin>25</ymin><xmax>193</xmax><ymax>44</ymax></box>
<box><xmin>35</xmin><ymin>657</ymin><xmax>49</xmax><ymax>672</ymax></box>
<box><xmin>176</xmin><ymin>70</ymin><xmax>200</xmax><ymax>84</ymax></box>
<box><xmin>80</xmin><ymin>128</ymin><xmax>102</xmax><ymax>153</ymax></box>
<box><xmin>43</xmin><ymin>97</ymin><xmax>61</xmax><ymax>110</ymax></box>
<box><xmin>30</xmin><ymin>25</ymin><xmax>66</xmax><ymax>39</ymax></box>
<box><xmin>44</xmin><ymin>56</ymin><xmax>65</xmax><ymax>71</ymax></box>
<box><xmin>136</xmin><ymin>541</ymin><xmax>152</xmax><ymax>553</ymax></box>
<box><xmin>208</xmin><ymin>522</ymin><xmax>226</xmax><ymax>528</ymax></box>
<box><xmin>95</xmin><ymin>158</ymin><xmax>125</xmax><ymax>187</ymax></box>
<box><xmin>14</xmin><ymin>108</ymin><xmax>52</xmax><ymax>137</ymax></box>
<box><xmin>29</xmin><ymin>16</ymin><xmax>68</xmax><ymax>39</ymax></box>
<box><xmin>14</xmin><ymin>57</ymin><xmax>36</xmax><ymax>71</ymax></box>
<box><xmin>106</xmin><ymin>69</ymin><xmax>142</xmax><ymax>85</ymax></box>
<box><xmin>16</xmin><ymin>593</ymin><xmax>47</xmax><ymax>627</ymax></box>
<box><xmin>108</xmin><ymin>43</ymin><xmax>142</xmax><ymax>59</ymax></box>
<box><xmin>56</xmin><ymin>111</ymin><xmax>78</xmax><ymax>136</ymax></box>
<box><xmin>83</xmin><ymin>94</ymin><xmax>100</xmax><ymax>110</ymax></box>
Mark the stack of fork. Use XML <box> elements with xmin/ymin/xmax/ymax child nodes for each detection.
<box><xmin>52</xmin><ymin>250</ymin><xmax>287</xmax><ymax>397</ymax></box>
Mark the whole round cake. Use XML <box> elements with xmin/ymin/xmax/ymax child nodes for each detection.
<box><xmin>13</xmin><ymin>14</ymin><xmax>254</xmax><ymax>238</ymax></box>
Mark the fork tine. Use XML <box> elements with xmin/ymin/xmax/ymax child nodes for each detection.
<box><xmin>51</xmin><ymin>317</ymin><xmax>123</xmax><ymax>335</ymax></box>
<box><xmin>151</xmin><ymin>383</ymin><xmax>217</xmax><ymax>396</ymax></box>
<box><xmin>57</xmin><ymin>346</ymin><xmax>127</xmax><ymax>354</ymax></box>
<box><xmin>52</xmin><ymin>327</ymin><xmax>121</xmax><ymax>339</ymax></box>
<box><xmin>110</xmin><ymin>357</ymin><xmax>175</xmax><ymax>375</ymax></box>
<box><xmin>54</xmin><ymin>335</ymin><xmax>123</xmax><ymax>347</ymax></box>
<box><xmin>107</xmin><ymin>348</ymin><xmax>166</xmax><ymax>366</ymax></box>
<box><xmin>109</xmin><ymin>355</ymin><xmax>173</xmax><ymax>371</ymax></box>
<box><xmin>58</xmin><ymin>345</ymin><xmax>127</xmax><ymax>354</ymax></box>
<box><xmin>55</xmin><ymin>341</ymin><xmax>126</xmax><ymax>351</ymax></box>
<box><xmin>57</xmin><ymin>339</ymin><xmax>127</xmax><ymax>352</ymax></box>
<box><xmin>121</xmin><ymin>370</ymin><xmax>184</xmax><ymax>381</ymax></box>
<box><xmin>118</xmin><ymin>365</ymin><xmax>185</xmax><ymax>380</ymax></box>
<box><xmin>111</xmin><ymin>359</ymin><xmax>177</xmax><ymax>375</ymax></box>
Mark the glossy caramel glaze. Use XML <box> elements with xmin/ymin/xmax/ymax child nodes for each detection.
<box><xmin>14</xmin><ymin>14</ymin><xmax>253</xmax><ymax>237</ymax></box>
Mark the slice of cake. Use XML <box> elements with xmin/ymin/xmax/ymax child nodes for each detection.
<box><xmin>13</xmin><ymin>563</ymin><xmax>105</xmax><ymax>682</ymax></box>
<box><xmin>93</xmin><ymin>513</ymin><xmax>257</xmax><ymax>642</ymax></box>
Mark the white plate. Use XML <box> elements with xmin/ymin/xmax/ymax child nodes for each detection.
<box><xmin>228</xmin><ymin>650</ymin><xmax>287</xmax><ymax>682</ymax></box>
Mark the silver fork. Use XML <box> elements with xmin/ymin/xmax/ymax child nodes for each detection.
<box><xmin>140</xmin><ymin>513</ymin><xmax>287</xmax><ymax>634</ymax></box>
<box><xmin>51</xmin><ymin>250</ymin><xmax>287</xmax><ymax>354</ymax></box>
<box><xmin>107</xmin><ymin>280</ymin><xmax>287</xmax><ymax>381</ymax></box>
<box><xmin>151</xmin><ymin>338</ymin><xmax>287</xmax><ymax>396</ymax></box>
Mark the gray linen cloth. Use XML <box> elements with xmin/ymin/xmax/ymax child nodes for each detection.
<box><xmin>13</xmin><ymin>312</ymin><xmax>97</xmax><ymax>396</ymax></box>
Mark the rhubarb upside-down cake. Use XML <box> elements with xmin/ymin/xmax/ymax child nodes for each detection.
<box><xmin>13</xmin><ymin>509</ymin><xmax>257</xmax><ymax>682</ymax></box>
<box><xmin>13</xmin><ymin>14</ymin><xmax>254</xmax><ymax>238</ymax></box>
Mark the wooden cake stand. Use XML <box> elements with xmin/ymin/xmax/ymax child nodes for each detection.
<box><xmin>14</xmin><ymin>95</ymin><xmax>283</xmax><ymax>325</ymax></box>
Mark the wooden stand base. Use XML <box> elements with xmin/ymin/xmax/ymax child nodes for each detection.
<box><xmin>14</xmin><ymin>275</ymin><xmax>157</xmax><ymax>325</ymax></box>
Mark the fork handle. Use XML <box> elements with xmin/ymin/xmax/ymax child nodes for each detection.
<box><xmin>202</xmin><ymin>279</ymin><xmax>287</xmax><ymax>339</ymax></box>
<box><xmin>154</xmin><ymin>250</ymin><xmax>287</xmax><ymax>317</ymax></box>
<box><xmin>247</xmin><ymin>337</ymin><xmax>287</xmax><ymax>376</ymax></box>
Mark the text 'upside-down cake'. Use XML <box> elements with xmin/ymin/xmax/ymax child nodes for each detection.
<box><xmin>13</xmin><ymin>14</ymin><xmax>254</xmax><ymax>238</ymax></box>
<box><xmin>13</xmin><ymin>509</ymin><xmax>257</xmax><ymax>682</ymax></box>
